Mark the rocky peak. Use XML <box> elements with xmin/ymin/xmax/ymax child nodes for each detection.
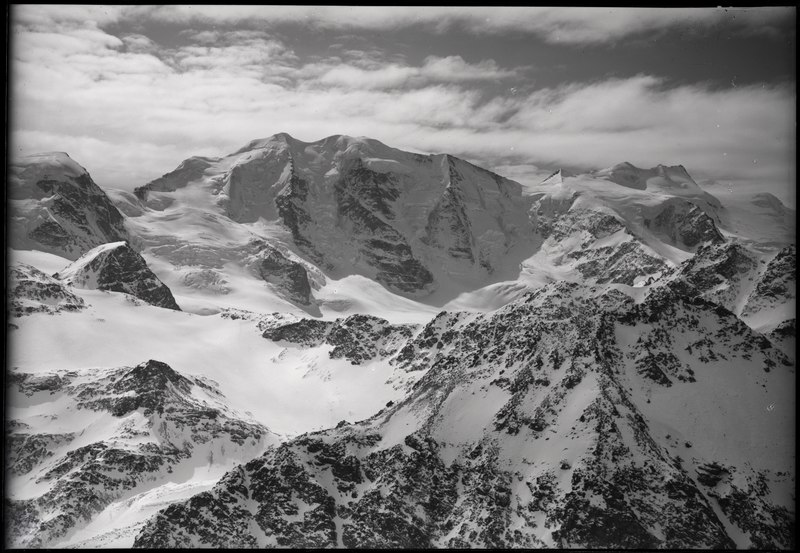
<box><xmin>113</xmin><ymin>359</ymin><xmax>192</xmax><ymax>395</ymax></box>
<box><xmin>55</xmin><ymin>241</ymin><xmax>180</xmax><ymax>310</ymax></box>
<box><xmin>655</xmin><ymin>163</ymin><xmax>692</xmax><ymax>181</ymax></box>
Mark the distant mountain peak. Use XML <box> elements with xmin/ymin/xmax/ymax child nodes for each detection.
<box><xmin>8</xmin><ymin>152</ymin><xmax>129</xmax><ymax>260</ymax></box>
<box><xmin>540</xmin><ymin>169</ymin><xmax>563</xmax><ymax>185</ymax></box>
<box><xmin>12</xmin><ymin>151</ymin><xmax>89</xmax><ymax>181</ymax></box>
<box><xmin>232</xmin><ymin>132</ymin><xmax>394</xmax><ymax>157</ymax></box>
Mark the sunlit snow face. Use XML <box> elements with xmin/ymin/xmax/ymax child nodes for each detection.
<box><xmin>8</xmin><ymin>5</ymin><xmax>796</xmax><ymax>206</ymax></box>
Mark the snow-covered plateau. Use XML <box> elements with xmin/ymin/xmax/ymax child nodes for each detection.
<box><xmin>6</xmin><ymin>135</ymin><xmax>795</xmax><ymax>548</ymax></box>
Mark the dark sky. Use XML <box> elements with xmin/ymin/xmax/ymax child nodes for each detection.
<box><xmin>106</xmin><ymin>8</ymin><xmax>796</xmax><ymax>89</ymax></box>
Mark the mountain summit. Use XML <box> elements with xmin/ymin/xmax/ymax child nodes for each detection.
<box><xmin>131</xmin><ymin>133</ymin><xmax>536</xmax><ymax>298</ymax></box>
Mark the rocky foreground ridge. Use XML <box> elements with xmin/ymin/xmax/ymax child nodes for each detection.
<box><xmin>134</xmin><ymin>279</ymin><xmax>794</xmax><ymax>549</ymax></box>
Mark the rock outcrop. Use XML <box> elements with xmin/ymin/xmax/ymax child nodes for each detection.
<box><xmin>646</xmin><ymin>201</ymin><xmax>725</xmax><ymax>250</ymax></box>
<box><xmin>55</xmin><ymin>242</ymin><xmax>180</xmax><ymax>310</ymax></box>
<box><xmin>8</xmin><ymin>263</ymin><xmax>86</xmax><ymax>317</ymax></box>
<box><xmin>742</xmin><ymin>245</ymin><xmax>796</xmax><ymax>318</ymax></box>
<box><xmin>263</xmin><ymin>314</ymin><xmax>416</xmax><ymax>365</ymax></box>
<box><xmin>254</xmin><ymin>244</ymin><xmax>314</xmax><ymax>306</ymax></box>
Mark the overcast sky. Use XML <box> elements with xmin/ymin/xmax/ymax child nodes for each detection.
<box><xmin>9</xmin><ymin>6</ymin><xmax>797</xmax><ymax>205</ymax></box>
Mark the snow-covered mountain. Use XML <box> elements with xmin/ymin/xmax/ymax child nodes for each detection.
<box><xmin>8</xmin><ymin>153</ymin><xmax>128</xmax><ymax>260</ymax></box>
<box><xmin>5</xmin><ymin>135</ymin><xmax>795</xmax><ymax>548</ymax></box>
<box><xmin>127</xmin><ymin>134</ymin><xmax>535</xmax><ymax>303</ymax></box>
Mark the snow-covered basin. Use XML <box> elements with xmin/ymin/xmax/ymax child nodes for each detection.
<box><xmin>8</xmin><ymin>250</ymin><xmax>419</xmax><ymax>438</ymax></box>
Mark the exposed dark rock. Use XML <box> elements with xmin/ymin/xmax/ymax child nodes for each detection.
<box><xmin>695</xmin><ymin>462</ymin><xmax>729</xmax><ymax>487</ymax></box>
<box><xmin>8</xmin><ymin>263</ymin><xmax>86</xmax><ymax>317</ymax></box>
<box><xmin>275</xmin><ymin>170</ymin><xmax>322</xmax><ymax>263</ymax></box>
<box><xmin>423</xmin><ymin>168</ymin><xmax>476</xmax><ymax>263</ymax></box>
<box><xmin>263</xmin><ymin>314</ymin><xmax>416</xmax><ymax>365</ymax></box>
<box><xmin>538</xmin><ymin>207</ymin><xmax>668</xmax><ymax>285</ymax></box>
<box><xmin>333</xmin><ymin>160</ymin><xmax>435</xmax><ymax>293</ymax></box>
<box><xmin>54</xmin><ymin>242</ymin><xmax>180</xmax><ymax>310</ymax></box>
<box><xmin>743</xmin><ymin>245</ymin><xmax>796</xmax><ymax>317</ymax></box>
<box><xmin>254</xmin><ymin>244</ymin><xmax>313</xmax><ymax>305</ymax></box>
<box><xmin>648</xmin><ymin>201</ymin><xmax>725</xmax><ymax>250</ymax></box>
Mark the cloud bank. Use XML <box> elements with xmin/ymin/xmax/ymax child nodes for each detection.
<box><xmin>14</xmin><ymin>6</ymin><xmax>792</xmax><ymax>44</ymax></box>
<box><xmin>9</xmin><ymin>6</ymin><xmax>796</xmax><ymax>206</ymax></box>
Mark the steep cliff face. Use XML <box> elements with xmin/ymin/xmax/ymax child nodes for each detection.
<box><xmin>55</xmin><ymin>242</ymin><xmax>181</xmax><ymax>310</ymax></box>
<box><xmin>9</xmin><ymin>153</ymin><xmax>128</xmax><ymax>260</ymax></box>
<box><xmin>133</xmin><ymin>282</ymin><xmax>794</xmax><ymax>549</ymax></box>
<box><xmin>5</xmin><ymin>360</ymin><xmax>278</xmax><ymax>549</ymax></box>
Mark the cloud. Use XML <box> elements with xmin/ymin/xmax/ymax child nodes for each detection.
<box><xmin>121</xmin><ymin>33</ymin><xmax>160</xmax><ymax>53</ymax></box>
<box><xmin>19</xmin><ymin>5</ymin><xmax>788</xmax><ymax>44</ymax></box>
<box><xmin>489</xmin><ymin>163</ymin><xmax>554</xmax><ymax>187</ymax></box>
<box><xmin>305</xmin><ymin>56</ymin><xmax>518</xmax><ymax>90</ymax></box>
<box><xmin>9</xmin><ymin>6</ymin><xmax>796</xmax><ymax>208</ymax></box>
<box><xmin>13</xmin><ymin>6</ymin><xmax>794</xmax><ymax>45</ymax></box>
<box><xmin>421</xmin><ymin>56</ymin><xmax>517</xmax><ymax>82</ymax></box>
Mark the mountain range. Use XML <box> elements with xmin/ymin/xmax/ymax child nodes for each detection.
<box><xmin>6</xmin><ymin>133</ymin><xmax>795</xmax><ymax>548</ymax></box>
